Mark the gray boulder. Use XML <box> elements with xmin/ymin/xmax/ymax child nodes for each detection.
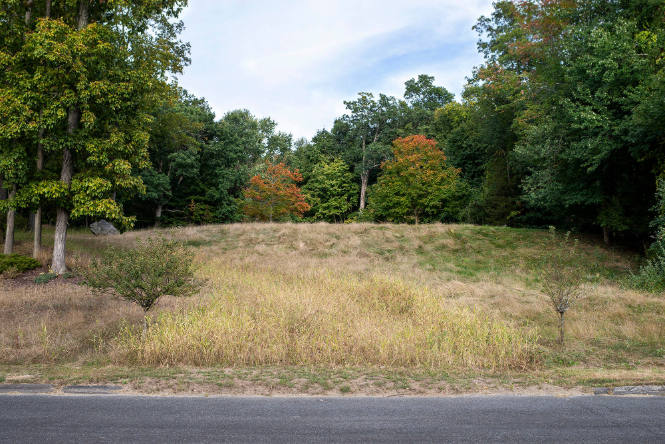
<box><xmin>89</xmin><ymin>220</ymin><xmax>120</xmax><ymax>236</ymax></box>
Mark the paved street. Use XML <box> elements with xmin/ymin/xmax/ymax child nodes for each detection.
<box><xmin>1</xmin><ymin>394</ymin><xmax>664</xmax><ymax>443</ymax></box>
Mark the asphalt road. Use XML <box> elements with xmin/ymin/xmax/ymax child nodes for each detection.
<box><xmin>1</xmin><ymin>395</ymin><xmax>664</xmax><ymax>443</ymax></box>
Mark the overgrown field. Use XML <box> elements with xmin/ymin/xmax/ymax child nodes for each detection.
<box><xmin>1</xmin><ymin>223</ymin><xmax>664</xmax><ymax>393</ymax></box>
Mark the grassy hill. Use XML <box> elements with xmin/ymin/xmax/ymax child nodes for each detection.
<box><xmin>1</xmin><ymin>223</ymin><xmax>663</xmax><ymax>394</ymax></box>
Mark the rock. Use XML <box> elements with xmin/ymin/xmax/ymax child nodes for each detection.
<box><xmin>89</xmin><ymin>220</ymin><xmax>120</xmax><ymax>236</ymax></box>
<box><xmin>613</xmin><ymin>385</ymin><xmax>665</xmax><ymax>395</ymax></box>
<box><xmin>593</xmin><ymin>387</ymin><xmax>610</xmax><ymax>395</ymax></box>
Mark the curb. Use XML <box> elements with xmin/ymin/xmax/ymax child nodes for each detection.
<box><xmin>594</xmin><ymin>385</ymin><xmax>665</xmax><ymax>396</ymax></box>
<box><xmin>0</xmin><ymin>384</ymin><xmax>54</xmax><ymax>394</ymax></box>
<box><xmin>62</xmin><ymin>385</ymin><xmax>123</xmax><ymax>394</ymax></box>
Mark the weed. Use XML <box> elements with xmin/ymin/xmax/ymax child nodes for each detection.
<box><xmin>34</xmin><ymin>273</ymin><xmax>57</xmax><ymax>284</ymax></box>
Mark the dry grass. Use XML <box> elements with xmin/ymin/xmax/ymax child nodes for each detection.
<box><xmin>114</xmin><ymin>265</ymin><xmax>538</xmax><ymax>370</ymax></box>
<box><xmin>1</xmin><ymin>223</ymin><xmax>664</xmax><ymax>383</ymax></box>
<box><xmin>0</xmin><ymin>280</ymin><xmax>138</xmax><ymax>363</ymax></box>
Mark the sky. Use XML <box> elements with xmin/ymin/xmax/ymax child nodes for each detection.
<box><xmin>177</xmin><ymin>1</ymin><xmax>494</xmax><ymax>140</ymax></box>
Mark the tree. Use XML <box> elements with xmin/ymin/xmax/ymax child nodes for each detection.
<box><xmin>139</xmin><ymin>168</ymin><xmax>172</xmax><ymax>227</ymax></box>
<box><xmin>242</xmin><ymin>162</ymin><xmax>310</xmax><ymax>222</ymax></box>
<box><xmin>303</xmin><ymin>158</ymin><xmax>358</xmax><ymax>222</ymax></box>
<box><xmin>139</xmin><ymin>90</ymin><xmax>212</xmax><ymax>227</ymax></box>
<box><xmin>474</xmin><ymin>0</ymin><xmax>665</xmax><ymax>241</ymax></box>
<box><xmin>340</xmin><ymin>92</ymin><xmax>400</xmax><ymax>211</ymax></box>
<box><xmin>401</xmin><ymin>74</ymin><xmax>455</xmax><ymax>137</ymax></box>
<box><xmin>434</xmin><ymin>102</ymin><xmax>488</xmax><ymax>188</ymax></box>
<box><xmin>0</xmin><ymin>0</ymin><xmax>36</xmax><ymax>254</ymax></box>
<box><xmin>0</xmin><ymin>132</ymin><xmax>28</xmax><ymax>254</ymax></box>
<box><xmin>0</xmin><ymin>1</ymin><xmax>190</xmax><ymax>273</ymax></box>
<box><xmin>370</xmin><ymin>135</ymin><xmax>465</xmax><ymax>224</ymax></box>
<box><xmin>404</xmin><ymin>74</ymin><xmax>455</xmax><ymax>111</ymax></box>
<box><xmin>288</xmin><ymin>138</ymin><xmax>323</xmax><ymax>184</ymax></box>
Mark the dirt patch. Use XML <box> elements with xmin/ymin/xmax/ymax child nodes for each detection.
<box><xmin>103</xmin><ymin>370</ymin><xmax>589</xmax><ymax>398</ymax></box>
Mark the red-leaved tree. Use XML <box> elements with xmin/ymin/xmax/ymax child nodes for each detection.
<box><xmin>242</xmin><ymin>162</ymin><xmax>310</xmax><ymax>222</ymax></box>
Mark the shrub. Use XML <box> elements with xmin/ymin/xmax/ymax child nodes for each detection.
<box><xmin>0</xmin><ymin>254</ymin><xmax>41</xmax><ymax>274</ymax></box>
<box><xmin>631</xmin><ymin>231</ymin><xmax>665</xmax><ymax>292</ymax></box>
<box><xmin>82</xmin><ymin>237</ymin><xmax>202</xmax><ymax>336</ymax></box>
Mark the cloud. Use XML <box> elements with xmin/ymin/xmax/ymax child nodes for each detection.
<box><xmin>177</xmin><ymin>0</ymin><xmax>493</xmax><ymax>139</ymax></box>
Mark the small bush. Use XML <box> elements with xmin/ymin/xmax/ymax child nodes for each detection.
<box><xmin>35</xmin><ymin>273</ymin><xmax>58</xmax><ymax>284</ymax></box>
<box><xmin>0</xmin><ymin>254</ymin><xmax>41</xmax><ymax>274</ymax></box>
<box><xmin>1</xmin><ymin>266</ymin><xmax>21</xmax><ymax>280</ymax></box>
<box><xmin>632</xmin><ymin>233</ymin><xmax>665</xmax><ymax>292</ymax></box>
<box><xmin>345</xmin><ymin>210</ymin><xmax>375</xmax><ymax>223</ymax></box>
<box><xmin>81</xmin><ymin>237</ymin><xmax>202</xmax><ymax>335</ymax></box>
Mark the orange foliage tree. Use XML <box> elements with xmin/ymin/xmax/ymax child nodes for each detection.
<box><xmin>370</xmin><ymin>135</ymin><xmax>465</xmax><ymax>224</ymax></box>
<box><xmin>241</xmin><ymin>162</ymin><xmax>310</xmax><ymax>222</ymax></box>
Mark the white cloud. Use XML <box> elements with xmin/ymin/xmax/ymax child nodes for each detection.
<box><xmin>177</xmin><ymin>0</ymin><xmax>494</xmax><ymax>139</ymax></box>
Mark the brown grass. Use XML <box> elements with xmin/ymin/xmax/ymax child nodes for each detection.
<box><xmin>1</xmin><ymin>223</ymin><xmax>663</xmax><ymax>379</ymax></box>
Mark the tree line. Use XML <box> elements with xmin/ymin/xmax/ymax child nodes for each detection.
<box><xmin>2</xmin><ymin>0</ymin><xmax>665</xmax><ymax>274</ymax></box>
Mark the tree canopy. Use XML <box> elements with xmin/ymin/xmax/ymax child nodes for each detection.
<box><xmin>3</xmin><ymin>0</ymin><xmax>665</xmax><ymax>259</ymax></box>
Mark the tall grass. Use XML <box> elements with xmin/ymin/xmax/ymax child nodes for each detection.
<box><xmin>3</xmin><ymin>223</ymin><xmax>663</xmax><ymax>372</ymax></box>
<box><xmin>113</xmin><ymin>264</ymin><xmax>539</xmax><ymax>370</ymax></box>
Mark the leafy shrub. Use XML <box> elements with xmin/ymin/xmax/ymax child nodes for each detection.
<box><xmin>0</xmin><ymin>254</ymin><xmax>41</xmax><ymax>274</ymax></box>
<box><xmin>82</xmin><ymin>237</ymin><xmax>202</xmax><ymax>335</ymax></box>
<box><xmin>345</xmin><ymin>210</ymin><xmax>375</xmax><ymax>223</ymax></box>
<box><xmin>631</xmin><ymin>232</ymin><xmax>665</xmax><ymax>292</ymax></box>
<box><xmin>35</xmin><ymin>273</ymin><xmax>58</xmax><ymax>284</ymax></box>
<box><xmin>188</xmin><ymin>199</ymin><xmax>215</xmax><ymax>225</ymax></box>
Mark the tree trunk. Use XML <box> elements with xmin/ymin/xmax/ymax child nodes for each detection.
<box><xmin>154</xmin><ymin>204</ymin><xmax>162</xmax><ymax>228</ymax></box>
<box><xmin>414</xmin><ymin>211</ymin><xmax>419</xmax><ymax>225</ymax></box>
<box><xmin>602</xmin><ymin>226</ymin><xmax>610</xmax><ymax>246</ymax></box>
<box><xmin>77</xmin><ymin>1</ymin><xmax>89</xmax><ymax>30</ymax></box>
<box><xmin>52</xmin><ymin>128</ymin><xmax>74</xmax><ymax>274</ymax></box>
<box><xmin>3</xmin><ymin>186</ymin><xmax>17</xmax><ymax>255</ymax></box>
<box><xmin>0</xmin><ymin>177</ymin><xmax>4</xmax><ymax>241</ymax></box>
<box><xmin>359</xmin><ymin>172</ymin><xmax>369</xmax><ymax>211</ymax></box>
<box><xmin>142</xmin><ymin>315</ymin><xmax>148</xmax><ymax>340</ymax></box>
<box><xmin>24</xmin><ymin>0</ymin><xmax>33</xmax><ymax>24</ymax></box>
<box><xmin>33</xmin><ymin>128</ymin><xmax>44</xmax><ymax>258</ymax></box>
<box><xmin>52</xmin><ymin>1</ymin><xmax>88</xmax><ymax>275</ymax></box>
<box><xmin>558</xmin><ymin>311</ymin><xmax>565</xmax><ymax>347</ymax></box>
<box><xmin>33</xmin><ymin>207</ymin><xmax>42</xmax><ymax>259</ymax></box>
<box><xmin>45</xmin><ymin>0</ymin><xmax>51</xmax><ymax>18</ymax></box>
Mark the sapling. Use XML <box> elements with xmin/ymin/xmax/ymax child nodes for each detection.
<box><xmin>540</xmin><ymin>227</ymin><xmax>585</xmax><ymax>347</ymax></box>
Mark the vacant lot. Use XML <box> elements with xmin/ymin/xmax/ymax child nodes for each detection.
<box><xmin>1</xmin><ymin>223</ymin><xmax>664</xmax><ymax>394</ymax></box>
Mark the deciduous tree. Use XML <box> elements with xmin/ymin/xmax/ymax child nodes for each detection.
<box><xmin>0</xmin><ymin>0</ymin><xmax>191</xmax><ymax>273</ymax></box>
<box><xmin>242</xmin><ymin>162</ymin><xmax>310</xmax><ymax>222</ymax></box>
<box><xmin>303</xmin><ymin>158</ymin><xmax>358</xmax><ymax>222</ymax></box>
<box><xmin>370</xmin><ymin>135</ymin><xmax>465</xmax><ymax>224</ymax></box>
